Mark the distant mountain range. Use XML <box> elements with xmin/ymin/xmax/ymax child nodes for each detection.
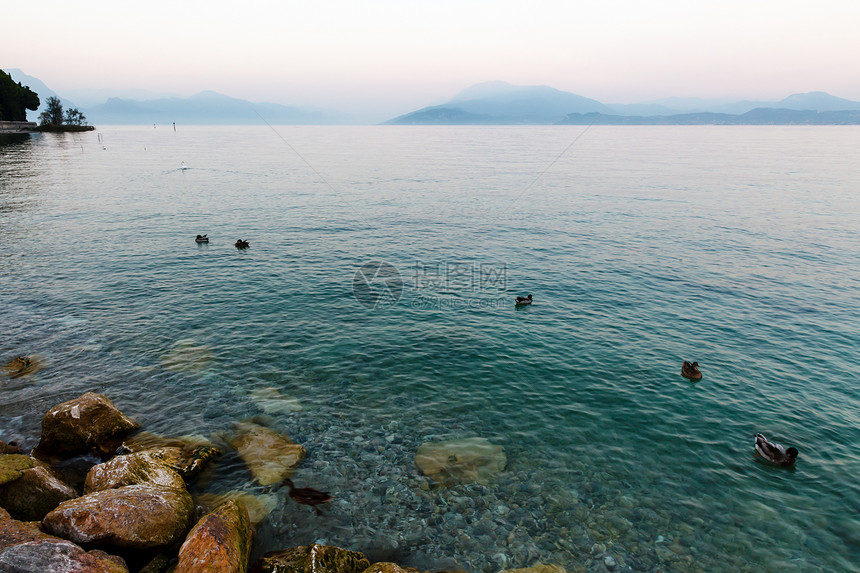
<box><xmin>386</xmin><ymin>81</ymin><xmax>860</xmax><ymax>125</ymax></box>
<box><xmin>5</xmin><ymin>69</ymin><xmax>350</xmax><ymax>125</ymax></box>
<box><xmin>84</xmin><ymin>91</ymin><xmax>351</xmax><ymax>125</ymax></box>
<box><xmin>6</xmin><ymin>70</ymin><xmax>860</xmax><ymax>126</ymax></box>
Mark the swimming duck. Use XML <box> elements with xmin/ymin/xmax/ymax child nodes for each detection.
<box><xmin>515</xmin><ymin>294</ymin><xmax>533</xmax><ymax>306</ymax></box>
<box><xmin>195</xmin><ymin>234</ymin><xmax>209</xmax><ymax>243</ymax></box>
<box><xmin>235</xmin><ymin>240</ymin><xmax>249</xmax><ymax>249</ymax></box>
<box><xmin>681</xmin><ymin>361</ymin><xmax>702</xmax><ymax>381</ymax></box>
<box><xmin>754</xmin><ymin>433</ymin><xmax>798</xmax><ymax>467</ymax></box>
<box><xmin>280</xmin><ymin>478</ymin><xmax>332</xmax><ymax>515</ymax></box>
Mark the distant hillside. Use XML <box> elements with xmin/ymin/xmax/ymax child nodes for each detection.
<box><xmin>387</xmin><ymin>81</ymin><xmax>608</xmax><ymax>125</ymax></box>
<box><xmin>84</xmin><ymin>91</ymin><xmax>350</xmax><ymax>125</ymax></box>
<box><xmin>388</xmin><ymin>82</ymin><xmax>860</xmax><ymax>125</ymax></box>
<box><xmin>557</xmin><ymin>108</ymin><xmax>860</xmax><ymax>125</ymax></box>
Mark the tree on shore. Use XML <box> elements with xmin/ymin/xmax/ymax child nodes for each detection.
<box><xmin>0</xmin><ymin>69</ymin><xmax>40</xmax><ymax>121</ymax></box>
<box><xmin>39</xmin><ymin>97</ymin><xmax>65</xmax><ymax>126</ymax></box>
<box><xmin>64</xmin><ymin>107</ymin><xmax>87</xmax><ymax>126</ymax></box>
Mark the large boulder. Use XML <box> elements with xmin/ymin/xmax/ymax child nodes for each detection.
<box><xmin>33</xmin><ymin>393</ymin><xmax>140</xmax><ymax>458</ymax></box>
<box><xmin>0</xmin><ymin>507</ymin><xmax>128</xmax><ymax>572</ymax></box>
<box><xmin>414</xmin><ymin>437</ymin><xmax>506</xmax><ymax>486</ymax></box>
<box><xmin>84</xmin><ymin>450</ymin><xmax>187</xmax><ymax>493</ymax></box>
<box><xmin>229</xmin><ymin>422</ymin><xmax>305</xmax><ymax>486</ymax></box>
<box><xmin>250</xmin><ymin>544</ymin><xmax>370</xmax><ymax>573</ymax></box>
<box><xmin>176</xmin><ymin>500</ymin><xmax>253</xmax><ymax>573</ymax></box>
<box><xmin>0</xmin><ymin>457</ymin><xmax>77</xmax><ymax>521</ymax></box>
<box><xmin>42</xmin><ymin>484</ymin><xmax>194</xmax><ymax>550</ymax></box>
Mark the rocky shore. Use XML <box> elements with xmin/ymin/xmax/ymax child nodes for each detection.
<box><xmin>0</xmin><ymin>390</ymin><xmax>555</xmax><ymax>573</ymax></box>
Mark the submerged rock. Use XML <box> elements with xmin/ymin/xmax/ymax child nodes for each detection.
<box><xmin>250</xmin><ymin>387</ymin><xmax>303</xmax><ymax>414</ymax></box>
<box><xmin>121</xmin><ymin>431</ymin><xmax>217</xmax><ymax>453</ymax></box>
<box><xmin>2</xmin><ymin>355</ymin><xmax>44</xmax><ymax>378</ymax></box>
<box><xmin>33</xmin><ymin>392</ymin><xmax>140</xmax><ymax>458</ymax></box>
<box><xmin>0</xmin><ymin>507</ymin><xmax>128</xmax><ymax>572</ymax></box>
<box><xmin>160</xmin><ymin>339</ymin><xmax>216</xmax><ymax>373</ymax></box>
<box><xmin>176</xmin><ymin>500</ymin><xmax>253</xmax><ymax>573</ymax></box>
<box><xmin>414</xmin><ymin>437</ymin><xmax>506</xmax><ymax>486</ymax></box>
<box><xmin>229</xmin><ymin>422</ymin><xmax>306</xmax><ymax>486</ymax></box>
<box><xmin>42</xmin><ymin>484</ymin><xmax>194</xmax><ymax>550</ymax></box>
<box><xmin>194</xmin><ymin>490</ymin><xmax>278</xmax><ymax>526</ymax></box>
<box><xmin>0</xmin><ymin>457</ymin><xmax>77</xmax><ymax>521</ymax></box>
<box><xmin>500</xmin><ymin>566</ymin><xmax>567</xmax><ymax>573</ymax></box>
<box><xmin>84</xmin><ymin>450</ymin><xmax>187</xmax><ymax>493</ymax></box>
<box><xmin>120</xmin><ymin>433</ymin><xmax>221</xmax><ymax>479</ymax></box>
<box><xmin>250</xmin><ymin>544</ymin><xmax>370</xmax><ymax>573</ymax></box>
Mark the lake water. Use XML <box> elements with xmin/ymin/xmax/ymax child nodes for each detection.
<box><xmin>1</xmin><ymin>125</ymin><xmax>859</xmax><ymax>572</ymax></box>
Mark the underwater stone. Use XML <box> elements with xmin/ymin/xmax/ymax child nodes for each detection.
<box><xmin>229</xmin><ymin>421</ymin><xmax>306</xmax><ymax>486</ymax></box>
<box><xmin>194</xmin><ymin>490</ymin><xmax>279</xmax><ymax>526</ymax></box>
<box><xmin>414</xmin><ymin>437</ymin><xmax>506</xmax><ymax>486</ymax></box>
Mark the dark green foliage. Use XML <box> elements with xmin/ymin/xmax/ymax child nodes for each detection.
<box><xmin>39</xmin><ymin>96</ymin><xmax>64</xmax><ymax>126</ymax></box>
<box><xmin>64</xmin><ymin>107</ymin><xmax>87</xmax><ymax>126</ymax></box>
<box><xmin>0</xmin><ymin>69</ymin><xmax>40</xmax><ymax>121</ymax></box>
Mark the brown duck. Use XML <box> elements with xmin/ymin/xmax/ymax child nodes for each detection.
<box><xmin>281</xmin><ymin>478</ymin><xmax>332</xmax><ymax>515</ymax></box>
<box><xmin>681</xmin><ymin>360</ymin><xmax>702</xmax><ymax>381</ymax></box>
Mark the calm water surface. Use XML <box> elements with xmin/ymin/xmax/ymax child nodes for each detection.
<box><xmin>1</xmin><ymin>126</ymin><xmax>859</xmax><ymax>572</ymax></box>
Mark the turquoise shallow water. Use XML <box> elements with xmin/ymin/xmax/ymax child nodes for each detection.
<box><xmin>1</xmin><ymin>126</ymin><xmax>859</xmax><ymax>572</ymax></box>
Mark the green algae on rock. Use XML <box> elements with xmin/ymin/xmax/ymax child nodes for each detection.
<box><xmin>0</xmin><ymin>454</ymin><xmax>34</xmax><ymax>485</ymax></box>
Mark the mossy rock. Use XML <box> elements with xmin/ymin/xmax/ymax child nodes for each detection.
<box><xmin>0</xmin><ymin>458</ymin><xmax>77</xmax><ymax>521</ymax></box>
<box><xmin>0</xmin><ymin>455</ymin><xmax>34</xmax><ymax>486</ymax></box>
<box><xmin>251</xmin><ymin>544</ymin><xmax>370</xmax><ymax>573</ymax></box>
<box><xmin>176</xmin><ymin>500</ymin><xmax>253</xmax><ymax>573</ymax></box>
<box><xmin>34</xmin><ymin>392</ymin><xmax>140</xmax><ymax>458</ymax></box>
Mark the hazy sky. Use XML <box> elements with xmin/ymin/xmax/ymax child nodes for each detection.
<box><xmin>4</xmin><ymin>0</ymin><xmax>860</xmax><ymax>120</ymax></box>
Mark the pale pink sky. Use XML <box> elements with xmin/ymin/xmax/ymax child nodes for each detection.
<box><xmin>4</xmin><ymin>0</ymin><xmax>859</xmax><ymax>120</ymax></box>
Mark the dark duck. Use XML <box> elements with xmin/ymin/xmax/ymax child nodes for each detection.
<box><xmin>280</xmin><ymin>478</ymin><xmax>332</xmax><ymax>515</ymax></box>
<box><xmin>754</xmin><ymin>433</ymin><xmax>798</xmax><ymax>467</ymax></box>
<box><xmin>234</xmin><ymin>239</ymin><xmax>250</xmax><ymax>249</ymax></box>
<box><xmin>681</xmin><ymin>361</ymin><xmax>702</xmax><ymax>381</ymax></box>
<box><xmin>515</xmin><ymin>294</ymin><xmax>533</xmax><ymax>306</ymax></box>
<box><xmin>195</xmin><ymin>234</ymin><xmax>209</xmax><ymax>243</ymax></box>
